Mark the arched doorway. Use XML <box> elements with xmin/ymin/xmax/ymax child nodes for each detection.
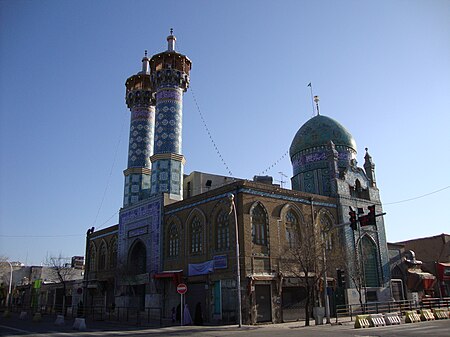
<box><xmin>128</xmin><ymin>240</ymin><xmax>147</xmax><ymax>310</ymax></box>
<box><xmin>361</xmin><ymin>236</ymin><xmax>379</xmax><ymax>288</ymax></box>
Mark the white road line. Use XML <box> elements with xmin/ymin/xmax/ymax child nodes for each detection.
<box><xmin>0</xmin><ymin>324</ymin><xmax>30</xmax><ymax>333</ymax></box>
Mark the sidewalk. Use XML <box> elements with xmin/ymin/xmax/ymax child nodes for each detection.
<box><xmin>0</xmin><ymin>311</ymin><xmax>364</xmax><ymax>336</ymax></box>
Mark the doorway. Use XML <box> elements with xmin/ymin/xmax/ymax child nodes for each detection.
<box><xmin>255</xmin><ymin>285</ymin><xmax>272</xmax><ymax>322</ymax></box>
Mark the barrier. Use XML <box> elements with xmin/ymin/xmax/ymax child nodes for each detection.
<box><xmin>54</xmin><ymin>315</ymin><xmax>65</xmax><ymax>325</ymax></box>
<box><xmin>432</xmin><ymin>308</ymin><xmax>449</xmax><ymax>320</ymax></box>
<box><xmin>19</xmin><ymin>311</ymin><xmax>27</xmax><ymax>320</ymax></box>
<box><xmin>384</xmin><ymin>313</ymin><xmax>401</xmax><ymax>325</ymax></box>
<box><xmin>369</xmin><ymin>313</ymin><xmax>386</xmax><ymax>327</ymax></box>
<box><xmin>32</xmin><ymin>312</ymin><xmax>42</xmax><ymax>322</ymax></box>
<box><xmin>354</xmin><ymin>314</ymin><xmax>370</xmax><ymax>328</ymax></box>
<box><xmin>72</xmin><ymin>317</ymin><xmax>86</xmax><ymax>330</ymax></box>
<box><xmin>420</xmin><ymin>309</ymin><xmax>435</xmax><ymax>321</ymax></box>
<box><xmin>405</xmin><ymin>310</ymin><xmax>420</xmax><ymax>323</ymax></box>
<box><xmin>2</xmin><ymin>310</ymin><xmax>10</xmax><ymax>318</ymax></box>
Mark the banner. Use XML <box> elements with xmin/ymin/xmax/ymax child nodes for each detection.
<box><xmin>188</xmin><ymin>260</ymin><xmax>214</xmax><ymax>276</ymax></box>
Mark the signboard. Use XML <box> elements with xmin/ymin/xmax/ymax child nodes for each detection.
<box><xmin>177</xmin><ymin>283</ymin><xmax>187</xmax><ymax>294</ymax></box>
<box><xmin>213</xmin><ymin>255</ymin><xmax>228</xmax><ymax>269</ymax></box>
<box><xmin>128</xmin><ymin>226</ymin><xmax>148</xmax><ymax>238</ymax></box>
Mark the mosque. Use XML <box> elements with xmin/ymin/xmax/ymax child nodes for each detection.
<box><xmin>84</xmin><ymin>31</ymin><xmax>391</xmax><ymax>324</ymax></box>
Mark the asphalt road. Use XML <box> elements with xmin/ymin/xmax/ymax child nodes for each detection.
<box><xmin>1</xmin><ymin>313</ymin><xmax>450</xmax><ymax>336</ymax></box>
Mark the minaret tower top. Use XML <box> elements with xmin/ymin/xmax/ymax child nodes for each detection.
<box><xmin>140</xmin><ymin>50</ymin><xmax>150</xmax><ymax>74</ymax></box>
<box><xmin>123</xmin><ymin>52</ymin><xmax>156</xmax><ymax>206</ymax></box>
<box><xmin>149</xmin><ymin>31</ymin><xmax>192</xmax><ymax>200</ymax></box>
<box><xmin>149</xmin><ymin>30</ymin><xmax>192</xmax><ymax>92</ymax></box>
<box><xmin>167</xmin><ymin>28</ymin><xmax>176</xmax><ymax>51</ymax></box>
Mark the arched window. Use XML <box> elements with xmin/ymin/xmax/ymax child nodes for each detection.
<box><xmin>98</xmin><ymin>241</ymin><xmax>107</xmax><ymax>270</ymax></box>
<box><xmin>285</xmin><ymin>210</ymin><xmax>298</xmax><ymax>248</ymax></box>
<box><xmin>89</xmin><ymin>243</ymin><xmax>96</xmax><ymax>272</ymax></box>
<box><xmin>190</xmin><ymin>216</ymin><xmax>203</xmax><ymax>253</ymax></box>
<box><xmin>361</xmin><ymin>236</ymin><xmax>380</xmax><ymax>287</ymax></box>
<box><xmin>319</xmin><ymin>215</ymin><xmax>333</xmax><ymax>251</ymax></box>
<box><xmin>129</xmin><ymin>240</ymin><xmax>146</xmax><ymax>274</ymax></box>
<box><xmin>252</xmin><ymin>204</ymin><xmax>267</xmax><ymax>246</ymax></box>
<box><xmin>110</xmin><ymin>238</ymin><xmax>117</xmax><ymax>269</ymax></box>
<box><xmin>216</xmin><ymin>210</ymin><xmax>230</xmax><ymax>250</ymax></box>
<box><xmin>168</xmin><ymin>223</ymin><xmax>179</xmax><ymax>257</ymax></box>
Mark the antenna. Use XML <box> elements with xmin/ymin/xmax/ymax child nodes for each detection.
<box><xmin>278</xmin><ymin>171</ymin><xmax>288</xmax><ymax>188</ymax></box>
<box><xmin>307</xmin><ymin>82</ymin><xmax>315</xmax><ymax>117</ymax></box>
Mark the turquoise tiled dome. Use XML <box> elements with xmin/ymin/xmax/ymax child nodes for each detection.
<box><xmin>290</xmin><ymin>115</ymin><xmax>356</xmax><ymax>157</ymax></box>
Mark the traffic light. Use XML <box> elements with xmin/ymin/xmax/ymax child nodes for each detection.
<box><xmin>368</xmin><ymin>205</ymin><xmax>376</xmax><ymax>226</ymax></box>
<box><xmin>349</xmin><ymin>210</ymin><xmax>357</xmax><ymax>231</ymax></box>
<box><xmin>337</xmin><ymin>269</ymin><xmax>346</xmax><ymax>288</ymax></box>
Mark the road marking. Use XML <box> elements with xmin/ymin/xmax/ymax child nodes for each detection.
<box><xmin>0</xmin><ymin>324</ymin><xmax>31</xmax><ymax>333</ymax></box>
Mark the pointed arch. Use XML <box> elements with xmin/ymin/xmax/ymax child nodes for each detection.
<box><xmin>361</xmin><ymin>235</ymin><xmax>380</xmax><ymax>287</ymax></box>
<box><xmin>166</xmin><ymin>215</ymin><xmax>182</xmax><ymax>258</ymax></box>
<box><xmin>128</xmin><ymin>239</ymin><xmax>147</xmax><ymax>274</ymax></box>
<box><xmin>109</xmin><ymin>237</ymin><xmax>118</xmax><ymax>269</ymax></box>
<box><xmin>210</xmin><ymin>199</ymin><xmax>232</xmax><ymax>251</ymax></box>
<box><xmin>279</xmin><ymin>203</ymin><xmax>304</xmax><ymax>248</ymax></box>
<box><xmin>250</xmin><ymin>201</ymin><xmax>269</xmax><ymax>246</ymax></box>
<box><xmin>186</xmin><ymin>208</ymin><xmax>206</xmax><ymax>254</ymax></box>
<box><xmin>316</xmin><ymin>208</ymin><xmax>336</xmax><ymax>251</ymax></box>
<box><xmin>88</xmin><ymin>242</ymin><xmax>97</xmax><ymax>272</ymax></box>
<box><xmin>98</xmin><ymin>239</ymin><xmax>108</xmax><ymax>271</ymax></box>
<box><xmin>169</xmin><ymin>222</ymin><xmax>180</xmax><ymax>257</ymax></box>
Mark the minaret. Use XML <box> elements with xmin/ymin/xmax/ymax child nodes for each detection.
<box><xmin>123</xmin><ymin>51</ymin><xmax>156</xmax><ymax>206</ymax></box>
<box><xmin>149</xmin><ymin>30</ymin><xmax>192</xmax><ymax>199</ymax></box>
<box><xmin>364</xmin><ymin>147</ymin><xmax>376</xmax><ymax>187</ymax></box>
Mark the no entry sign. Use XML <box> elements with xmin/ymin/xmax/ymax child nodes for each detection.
<box><xmin>177</xmin><ymin>283</ymin><xmax>187</xmax><ymax>294</ymax></box>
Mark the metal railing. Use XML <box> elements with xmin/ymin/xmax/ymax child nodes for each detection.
<box><xmin>5</xmin><ymin>304</ymin><xmax>164</xmax><ymax>327</ymax></box>
<box><xmin>335</xmin><ymin>297</ymin><xmax>450</xmax><ymax>323</ymax></box>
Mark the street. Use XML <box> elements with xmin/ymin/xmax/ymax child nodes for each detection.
<box><xmin>1</xmin><ymin>314</ymin><xmax>450</xmax><ymax>337</ymax></box>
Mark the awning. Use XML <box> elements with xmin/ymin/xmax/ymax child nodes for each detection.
<box><xmin>153</xmin><ymin>270</ymin><xmax>183</xmax><ymax>285</ymax></box>
<box><xmin>406</xmin><ymin>269</ymin><xmax>436</xmax><ymax>291</ymax></box>
<box><xmin>249</xmin><ymin>273</ymin><xmax>278</xmax><ymax>281</ymax></box>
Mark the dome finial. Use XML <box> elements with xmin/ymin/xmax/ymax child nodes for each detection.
<box><xmin>313</xmin><ymin>95</ymin><xmax>320</xmax><ymax>116</ymax></box>
<box><xmin>167</xmin><ymin>28</ymin><xmax>176</xmax><ymax>51</ymax></box>
<box><xmin>141</xmin><ymin>50</ymin><xmax>150</xmax><ymax>74</ymax></box>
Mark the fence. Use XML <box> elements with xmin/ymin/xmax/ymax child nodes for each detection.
<box><xmin>6</xmin><ymin>304</ymin><xmax>164</xmax><ymax>327</ymax></box>
<box><xmin>335</xmin><ymin>297</ymin><xmax>450</xmax><ymax>323</ymax></box>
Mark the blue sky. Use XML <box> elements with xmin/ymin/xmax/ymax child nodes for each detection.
<box><xmin>1</xmin><ymin>0</ymin><xmax>449</xmax><ymax>265</ymax></box>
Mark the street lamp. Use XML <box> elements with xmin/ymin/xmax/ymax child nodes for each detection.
<box><xmin>321</xmin><ymin>233</ymin><xmax>331</xmax><ymax>324</ymax></box>
<box><xmin>228</xmin><ymin>193</ymin><xmax>242</xmax><ymax>328</ymax></box>
<box><xmin>5</xmin><ymin>261</ymin><xmax>13</xmax><ymax>308</ymax></box>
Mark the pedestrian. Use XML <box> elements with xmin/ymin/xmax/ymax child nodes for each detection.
<box><xmin>194</xmin><ymin>302</ymin><xmax>203</xmax><ymax>325</ymax></box>
<box><xmin>176</xmin><ymin>303</ymin><xmax>181</xmax><ymax>321</ymax></box>
<box><xmin>183</xmin><ymin>303</ymin><xmax>193</xmax><ymax>325</ymax></box>
<box><xmin>171</xmin><ymin>307</ymin><xmax>176</xmax><ymax>323</ymax></box>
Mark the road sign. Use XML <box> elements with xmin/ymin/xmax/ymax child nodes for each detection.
<box><xmin>177</xmin><ymin>283</ymin><xmax>187</xmax><ymax>294</ymax></box>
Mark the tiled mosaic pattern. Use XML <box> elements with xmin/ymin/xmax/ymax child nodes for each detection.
<box><xmin>118</xmin><ymin>195</ymin><xmax>163</xmax><ymax>274</ymax></box>
<box><xmin>128</xmin><ymin>107</ymin><xmax>155</xmax><ymax>168</ymax></box>
<box><xmin>154</xmin><ymin>87</ymin><xmax>183</xmax><ymax>154</ymax></box>
<box><xmin>150</xmin><ymin>159</ymin><xmax>183</xmax><ymax>197</ymax></box>
<box><xmin>151</xmin><ymin>83</ymin><xmax>185</xmax><ymax>197</ymax></box>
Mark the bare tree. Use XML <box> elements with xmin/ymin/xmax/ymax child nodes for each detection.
<box><xmin>347</xmin><ymin>250</ymin><xmax>366</xmax><ymax>312</ymax></box>
<box><xmin>0</xmin><ymin>256</ymin><xmax>11</xmax><ymax>307</ymax></box>
<box><xmin>280</xmin><ymin>219</ymin><xmax>346</xmax><ymax>326</ymax></box>
<box><xmin>45</xmin><ymin>254</ymin><xmax>79</xmax><ymax>314</ymax></box>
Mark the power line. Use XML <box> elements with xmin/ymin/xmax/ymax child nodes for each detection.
<box><xmin>258</xmin><ymin>150</ymin><xmax>289</xmax><ymax>176</ymax></box>
<box><xmin>91</xmin><ymin>113</ymin><xmax>126</xmax><ymax>228</ymax></box>
<box><xmin>384</xmin><ymin>185</ymin><xmax>450</xmax><ymax>205</ymax></box>
<box><xmin>190</xmin><ymin>88</ymin><xmax>234</xmax><ymax>177</ymax></box>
